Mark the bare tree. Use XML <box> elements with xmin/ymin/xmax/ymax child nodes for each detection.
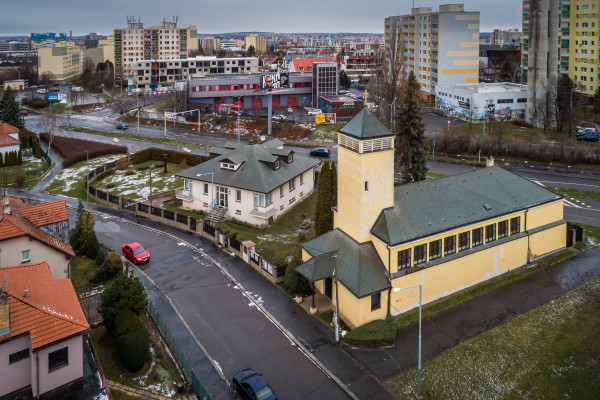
<box><xmin>39</xmin><ymin>72</ymin><xmax>55</xmax><ymax>87</ymax></box>
<box><xmin>380</xmin><ymin>18</ymin><xmax>405</xmax><ymax>124</ymax></box>
<box><xmin>111</xmin><ymin>95</ymin><xmax>136</xmax><ymax>115</ymax></box>
<box><xmin>536</xmin><ymin>98</ymin><xmax>550</xmax><ymax>136</ymax></box>
<box><xmin>39</xmin><ymin>111</ymin><xmax>65</xmax><ymax>158</ymax></box>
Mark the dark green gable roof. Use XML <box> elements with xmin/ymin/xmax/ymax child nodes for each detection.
<box><xmin>298</xmin><ymin>229</ymin><xmax>391</xmax><ymax>298</ymax></box>
<box><xmin>371</xmin><ymin>166</ymin><xmax>563</xmax><ymax>246</ymax></box>
<box><xmin>338</xmin><ymin>107</ymin><xmax>394</xmax><ymax>140</ymax></box>
<box><xmin>176</xmin><ymin>140</ymin><xmax>319</xmax><ymax>194</ymax></box>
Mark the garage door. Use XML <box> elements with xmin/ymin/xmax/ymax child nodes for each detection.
<box><xmin>251</xmin><ymin>95</ymin><xmax>262</xmax><ymax>108</ymax></box>
<box><xmin>287</xmin><ymin>94</ymin><xmax>298</xmax><ymax>106</ymax></box>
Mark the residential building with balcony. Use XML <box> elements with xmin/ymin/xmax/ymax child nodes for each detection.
<box><xmin>385</xmin><ymin>3</ymin><xmax>480</xmax><ymax>103</ymax></box>
<box><xmin>245</xmin><ymin>34</ymin><xmax>266</xmax><ymax>54</ymax></box>
<box><xmin>176</xmin><ymin>139</ymin><xmax>319</xmax><ymax>226</ymax></box>
<box><xmin>114</xmin><ymin>18</ymin><xmax>198</xmax><ymax>84</ymax></box>
<box><xmin>337</xmin><ymin>50</ymin><xmax>377</xmax><ymax>80</ymax></box>
<box><xmin>198</xmin><ymin>37</ymin><xmax>221</xmax><ymax>55</ymax></box>
<box><xmin>37</xmin><ymin>41</ymin><xmax>83</xmax><ymax>81</ymax></box>
<box><xmin>135</xmin><ymin>56</ymin><xmax>259</xmax><ymax>90</ymax></box>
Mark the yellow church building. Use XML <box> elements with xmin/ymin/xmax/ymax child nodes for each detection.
<box><xmin>296</xmin><ymin>108</ymin><xmax>567</xmax><ymax>329</ymax></box>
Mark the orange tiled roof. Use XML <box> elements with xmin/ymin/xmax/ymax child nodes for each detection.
<box><xmin>0</xmin><ymin>200</ymin><xmax>74</xmax><ymax>257</ymax></box>
<box><xmin>0</xmin><ymin>122</ymin><xmax>19</xmax><ymax>136</ymax></box>
<box><xmin>0</xmin><ymin>262</ymin><xmax>89</xmax><ymax>349</ymax></box>
<box><xmin>15</xmin><ymin>200</ymin><xmax>69</xmax><ymax>227</ymax></box>
<box><xmin>292</xmin><ymin>58</ymin><xmax>331</xmax><ymax>72</ymax></box>
<box><xmin>0</xmin><ymin>123</ymin><xmax>20</xmax><ymax>147</ymax></box>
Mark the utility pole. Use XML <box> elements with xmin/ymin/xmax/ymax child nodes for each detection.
<box><xmin>136</xmin><ymin>86</ymin><xmax>140</xmax><ymax>137</ymax></box>
<box><xmin>85</xmin><ymin>150</ymin><xmax>89</xmax><ymax>202</ymax></box>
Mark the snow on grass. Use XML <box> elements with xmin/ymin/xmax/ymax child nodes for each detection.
<box><xmin>49</xmin><ymin>154</ymin><xmax>124</xmax><ymax>194</ymax></box>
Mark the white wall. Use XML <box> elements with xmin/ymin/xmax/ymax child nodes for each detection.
<box><xmin>0</xmin><ymin>335</ymin><xmax>32</xmax><ymax>397</ymax></box>
<box><xmin>0</xmin><ymin>236</ymin><xmax>71</xmax><ymax>278</ymax></box>
<box><xmin>33</xmin><ymin>334</ymin><xmax>84</xmax><ymax>397</ymax></box>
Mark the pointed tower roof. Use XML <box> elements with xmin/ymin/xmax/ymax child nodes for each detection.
<box><xmin>338</xmin><ymin>107</ymin><xmax>394</xmax><ymax>140</ymax></box>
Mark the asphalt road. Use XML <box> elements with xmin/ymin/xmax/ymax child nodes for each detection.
<box><xmin>85</xmin><ymin>213</ymin><xmax>351</xmax><ymax>400</ymax></box>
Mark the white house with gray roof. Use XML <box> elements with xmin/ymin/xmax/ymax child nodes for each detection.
<box><xmin>176</xmin><ymin>139</ymin><xmax>319</xmax><ymax>226</ymax></box>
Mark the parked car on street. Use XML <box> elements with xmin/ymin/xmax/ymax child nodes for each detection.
<box><xmin>122</xmin><ymin>242</ymin><xmax>150</xmax><ymax>264</ymax></box>
<box><xmin>116</xmin><ymin>123</ymin><xmax>129</xmax><ymax>130</ymax></box>
<box><xmin>36</xmin><ymin>88</ymin><xmax>47</xmax><ymax>94</ymax></box>
<box><xmin>287</xmin><ymin>107</ymin><xmax>293</xmax><ymax>114</ymax></box>
<box><xmin>232</xmin><ymin>369</ymin><xmax>277</xmax><ymax>400</ymax></box>
<box><xmin>272</xmin><ymin>114</ymin><xmax>286</xmax><ymax>121</ymax></box>
<box><xmin>576</xmin><ymin>130</ymin><xmax>599</xmax><ymax>142</ymax></box>
<box><xmin>72</xmin><ymin>86</ymin><xmax>84</xmax><ymax>92</ymax></box>
<box><xmin>20</xmin><ymin>110</ymin><xmax>28</xmax><ymax>116</ymax></box>
<box><xmin>310</xmin><ymin>147</ymin><xmax>331</xmax><ymax>157</ymax></box>
<box><xmin>307</xmin><ymin>109</ymin><xmax>322</xmax><ymax>116</ymax></box>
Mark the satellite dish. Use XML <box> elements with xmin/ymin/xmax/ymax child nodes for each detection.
<box><xmin>260</xmin><ymin>135</ymin><xmax>265</xmax><ymax>142</ymax></box>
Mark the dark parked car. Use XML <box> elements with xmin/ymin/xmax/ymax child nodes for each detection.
<box><xmin>116</xmin><ymin>123</ymin><xmax>129</xmax><ymax>130</ymax></box>
<box><xmin>576</xmin><ymin>131</ymin><xmax>599</xmax><ymax>142</ymax></box>
<box><xmin>310</xmin><ymin>147</ymin><xmax>331</xmax><ymax>157</ymax></box>
<box><xmin>232</xmin><ymin>369</ymin><xmax>277</xmax><ymax>400</ymax></box>
<box><xmin>122</xmin><ymin>242</ymin><xmax>150</xmax><ymax>264</ymax></box>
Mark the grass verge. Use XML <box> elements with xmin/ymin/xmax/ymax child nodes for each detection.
<box><xmin>162</xmin><ymin>203</ymin><xmax>204</xmax><ymax>220</ymax></box>
<box><xmin>426</xmin><ymin>172</ymin><xmax>448</xmax><ymax>179</ymax></box>
<box><xmin>343</xmin><ymin>318</ymin><xmax>398</xmax><ymax>347</ymax></box>
<box><xmin>102</xmin><ymin>93</ymin><xmax>113</xmax><ymax>102</ymax></box>
<box><xmin>70</xmin><ymin>256</ymin><xmax>98</xmax><ymax>294</ymax></box>
<box><xmin>0</xmin><ymin>159</ymin><xmax>52</xmax><ymax>189</ymax></box>
<box><xmin>574</xmin><ymin>223</ymin><xmax>600</xmax><ymax>250</ymax></box>
<box><xmin>547</xmin><ymin>186</ymin><xmax>600</xmax><ymax>201</ymax></box>
<box><xmin>396</xmin><ymin>249</ymin><xmax>575</xmax><ymax>326</ymax></box>
<box><xmin>62</xmin><ymin>126</ymin><xmax>211</xmax><ymax>149</ymax></box>
<box><xmin>308</xmin><ymin>123</ymin><xmax>345</xmax><ymax>142</ymax></box>
<box><xmin>219</xmin><ymin>190</ymin><xmax>317</xmax><ymax>266</ymax></box>
<box><xmin>390</xmin><ymin>275</ymin><xmax>600</xmax><ymax>400</ymax></box>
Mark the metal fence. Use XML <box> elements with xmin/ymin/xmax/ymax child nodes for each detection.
<box><xmin>147</xmin><ymin>298</ymin><xmax>212</xmax><ymax>400</ymax></box>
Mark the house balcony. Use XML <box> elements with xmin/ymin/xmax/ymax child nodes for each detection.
<box><xmin>175</xmin><ymin>188</ymin><xmax>193</xmax><ymax>201</ymax></box>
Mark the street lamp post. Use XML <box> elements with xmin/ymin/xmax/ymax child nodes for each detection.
<box><xmin>236</xmin><ymin>95</ymin><xmax>243</xmax><ymax>143</ymax></box>
<box><xmin>332</xmin><ymin>253</ymin><xmax>340</xmax><ymax>343</ymax></box>
<box><xmin>197</xmin><ymin>172</ymin><xmax>214</xmax><ymax>226</ymax></box>
<box><xmin>393</xmin><ymin>283</ymin><xmax>423</xmax><ymax>398</ymax></box>
<box><xmin>390</xmin><ymin>97</ymin><xmax>397</xmax><ymax>130</ymax></box>
<box><xmin>85</xmin><ymin>150</ymin><xmax>89</xmax><ymax>202</ymax></box>
<box><xmin>136</xmin><ymin>85</ymin><xmax>140</xmax><ymax>137</ymax></box>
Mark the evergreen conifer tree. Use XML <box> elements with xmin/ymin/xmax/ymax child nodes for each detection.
<box><xmin>593</xmin><ymin>87</ymin><xmax>600</xmax><ymax>117</ymax></box>
<box><xmin>0</xmin><ymin>88</ymin><xmax>24</xmax><ymax>128</ymax></box>
<box><xmin>78</xmin><ymin>210</ymin><xmax>100</xmax><ymax>258</ymax></box>
<box><xmin>315</xmin><ymin>162</ymin><xmax>336</xmax><ymax>236</ymax></box>
<box><xmin>395</xmin><ymin>71</ymin><xmax>428</xmax><ymax>182</ymax></box>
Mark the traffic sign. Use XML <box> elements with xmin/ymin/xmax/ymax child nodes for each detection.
<box><xmin>47</xmin><ymin>93</ymin><xmax>63</xmax><ymax>101</ymax></box>
<box><xmin>165</xmin><ymin>112</ymin><xmax>176</xmax><ymax>121</ymax></box>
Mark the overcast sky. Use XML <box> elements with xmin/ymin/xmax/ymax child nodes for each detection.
<box><xmin>2</xmin><ymin>0</ymin><xmax>522</xmax><ymax>36</ymax></box>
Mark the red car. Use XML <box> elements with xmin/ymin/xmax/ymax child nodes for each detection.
<box><xmin>122</xmin><ymin>242</ymin><xmax>150</xmax><ymax>264</ymax></box>
<box><xmin>20</xmin><ymin>110</ymin><xmax>28</xmax><ymax>116</ymax></box>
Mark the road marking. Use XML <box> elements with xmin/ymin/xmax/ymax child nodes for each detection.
<box><xmin>563</xmin><ymin>199</ymin><xmax>582</xmax><ymax>208</ymax></box>
<box><xmin>533</xmin><ymin>180</ymin><xmax>545</xmax><ymax>186</ymax></box>
<box><xmin>534</xmin><ymin>179</ymin><xmax>600</xmax><ymax>189</ymax></box>
<box><xmin>112</xmin><ymin>138</ymin><xmax>119</xmax><ymax>142</ymax></box>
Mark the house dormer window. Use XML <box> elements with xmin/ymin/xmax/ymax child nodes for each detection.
<box><xmin>288</xmin><ymin>154</ymin><xmax>293</xmax><ymax>163</ymax></box>
<box><xmin>221</xmin><ymin>162</ymin><xmax>235</xmax><ymax>170</ymax></box>
<box><xmin>275</xmin><ymin>160</ymin><xmax>280</xmax><ymax>169</ymax></box>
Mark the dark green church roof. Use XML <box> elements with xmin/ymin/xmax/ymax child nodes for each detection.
<box><xmin>371</xmin><ymin>166</ymin><xmax>563</xmax><ymax>246</ymax></box>
<box><xmin>338</xmin><ymin>107</ymin><xmax>394</xmax><ymax>140</ymax></box>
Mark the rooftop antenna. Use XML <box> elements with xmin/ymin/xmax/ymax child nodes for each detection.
<box><xmin>0</xmin><ymin>276</ymin><xmax>9</xmax><ymax>296</ymax></box>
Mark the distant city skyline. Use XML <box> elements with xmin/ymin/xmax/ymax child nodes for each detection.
<box><xmin>1</xmin><ymin>0</ymin><xmax>521</xmax><ymax>36</ymax></box>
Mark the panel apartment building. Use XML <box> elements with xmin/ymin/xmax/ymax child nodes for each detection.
<box><xmin>384</xmin><ymin>4</ymin><xmax>480</xmax><ymax>102</ymax></box>
<box><xmin>135</xmin><ymin>56</ymin><xmax>259</xmax><ymax>89</ymax></box>
<box><xmin>114</xmin><ymin>17</ymin><xmax>198</xmax><ymax>84</ymax></box>
<box><xmin>523</xmin><ymin>0</ymin><xmax>599</xmax><ymax>97</ymax></box>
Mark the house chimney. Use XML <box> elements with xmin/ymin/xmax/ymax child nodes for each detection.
<box><xmin>486</xmin><ymin>157</ymin><xmax>495</xmax><ymax>168</ymax></box>
<box><xmin>3</xmin><ymin>193</ymin><xmax>9</xmax><ymax>215</ymax></box>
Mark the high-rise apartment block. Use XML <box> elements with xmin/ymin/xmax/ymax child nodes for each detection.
<box><xmin>523</xmin><ymin>0</ymin><xmax>598</xmax><ymax>97</ymax></box>
<box><xmin>114</xmin><ymin>17</ymin><xmax>198</xmax><ymax>82</ymax></box>
<box><xmin>37</xmin><ymin>41</ymin><xmax>83</xmax><ymax>81</ymax></box>
<box><xmin>385</xmin><ymin>4</ymin><xmax>480</xmax><ymax>102</ymax></box>
<box><xmin>312</xmin><ymin>62</ymin><xmax>339</xmax><ymax>107</ymax></box>
<box><xmin>245</xmin><ymin>34</ymin><xmax>266</xmax><ymax>54</ymax></box>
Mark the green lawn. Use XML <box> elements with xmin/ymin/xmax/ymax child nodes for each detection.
<box><xmin>91</xmin><ymin>313</ymin><xmax>185</xmax><ymax>398</ymax></box>
<box><xmin>146</xmin><ymin>98</ymin><xmax>175</xmax><ymax>113</ymax></box>
<box><xmin>220</xmin><ymin>190</ymin><xmax>318</xmax><ymax>266</ymax></box>
<box><xmin>102</xmin><ymin>94</ymin><xmax>113</xmax><ymax>102</ymax></box>
<box><xmin>309</xmin><ymin>123</ymin><xmax>344</xmax><ymax>143</ymax></box>
<box><xmin>70</xmin><ymin>256</ymin><xmax>98</xmax><ymax>294</ymax></box>
<box><xmin>426</xmin><ymin>172</ymin><xmax>448</xmax><ymax>179</ymax></box>
<box><xmin>390</xmin><ymin>276</ymin><xmax>600</xmax><ymax>400</ymax></box>
<box><xmin>0</xmin><ymin>159</ymin><xmax>51</xmax><ymax>189</ymax></box>
<box><xmin>92</xmin><ymin>160</ymin><xmax>185</xmax><ymax>201</ymax></box>
<box><xmin>45</xmin><ymin>154</ymin><xmax>127</xmax><ymax>200</ymax></box>
<box><xmin>44</xmin><ymin>102</ymin><xmax>67</xmax><ymax>114</ymax></box>
<box><xmin>574</xmin><ymin>223</ymin><xmax>600</xmax><ymax>250</ymax></box>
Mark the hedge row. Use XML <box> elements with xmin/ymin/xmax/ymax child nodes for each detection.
<box><xmin>40</xmin><ymin>132</ymin><xmax>128</xmax><ymax>167</ymax></box>
<box><xmin>343</xmin><ymin>318</ymin><xmax>398</xmax><ymax>348</ymax></box>
<box><xmin>133</xmin><ymin>147</ymin><xmax>209</xmax><ymax>166</ymax></box>
<box><xmin>0</xmin><ymin>150</ymin><xmax>22</xmax><ymax>166</ymax></box>
<box><xmin>19</xmin><ymin>128</ymin><xmax>42</xmax><ymax>158</ymax></box>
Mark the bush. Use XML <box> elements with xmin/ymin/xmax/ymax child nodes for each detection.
<box><xmin>119</xmin><ymin>325</ymin><xmax>150</xmax><ymax>372</ymax></box>
<box><xmin>512</xmin><ymin>120</ymin><xmax>533</xmax><ymax>128</ymax></box>
<box><xmin>104</xmin><ymin>251</ymin><xmax>122</xmax><ymax>277</ymax></box>
<box><xmin>95</xmin><ymin>248</ymin><xmax>106</xmax><ymax>266</ymax></box>
<box><xmin>14</xmin><ymin>174</ymin><xmax>26</xmax><ymax>187</ymax></box>
<box><xmin>114</xmin><ymin>309</ymin><xmax>144</xmax><ymax>339</ymax></box>
<box><xmin>283</xmin><ymin>253</ymin><xmax>310</xmax><ymax>295</ymax></box>
<box><xmin>39</xmin><ymin>132</ymin><xmax>127</xmax><ymax>168</ymax></box>
<box><xmin>28</xmin><ymin>98</ymin><xmax>50</xmax><ymax>108</ymax></box>
<box><xmin>343</xmin><ymin>318</ymin><xmax>398</xmax><ymax>347</ymax></box>
<box><xmin>133</xmin><ymin>147</ymin><xmax>208</xmax><ymax>167</ymax></box>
